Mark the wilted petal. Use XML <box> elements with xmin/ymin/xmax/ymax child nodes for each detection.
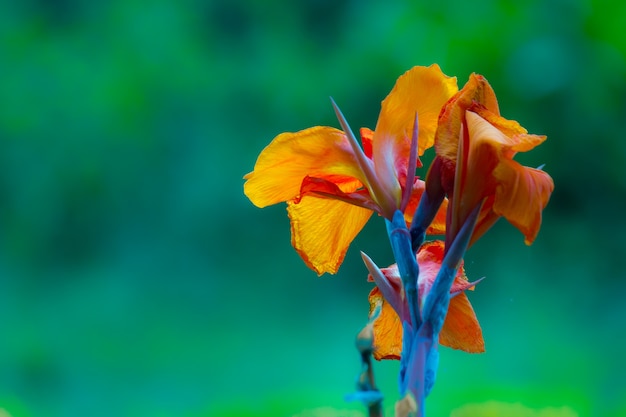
<box><xmin>368</xmin><ymin>241</ymin><xmax>483</xmax><ymax>358</ymax></box>
<box><xmin>244</xmin><ymin>126</ymin><xmax>365</xmax><ymax>208</ymax></box>
<box><xmin>287</xmin><ymin>196</ymin><xmax>373</xmax><ymax>275</ymax></box>
<box><xmin>416</xmin><ymin>241</ymin><xmax>451</xmax><ymax>285</ymax></box>
<box><xmin>417</xmin><ymin>241</ymin><xmax>484</xmax><ymax>352</ymax></box>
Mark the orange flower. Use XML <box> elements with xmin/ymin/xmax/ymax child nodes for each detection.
<box><xmin>367</xmin><ymin>241</ymin><xmax>484</xmax><ymax>360</ymax></box>
<box><xmin>427</xmin><ymin>74</ymin><xmax>554</xmax><ymax>247</ymax></box>
<box><xmin>244</xmin><ymin>65</ymin><xmax>457</xmax><ymax>274</ymax></box>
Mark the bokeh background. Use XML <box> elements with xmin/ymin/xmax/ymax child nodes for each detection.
<box><xmin>1</xmin><ymin>0</ymin><xmax>625</xmax><ymax>416</ymax></box>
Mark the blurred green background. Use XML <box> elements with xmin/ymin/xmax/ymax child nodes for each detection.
<box><xmin>1</xmin><ymin>0</ymin><xmax>625</xmax><ymax>416</ymax></box>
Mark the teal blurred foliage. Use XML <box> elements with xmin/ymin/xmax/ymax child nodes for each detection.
<box><xmin>1</xmin><ymin>0</ymin><xmax>625</xmax><ymax>416</ymax></box>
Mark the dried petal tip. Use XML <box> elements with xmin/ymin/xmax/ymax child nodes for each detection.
<box><xmin>400</xmin><ymin>112</ymin><xmax>419</xmax><ymax>212</ymax></box>
<box><xmin>450</xmin><ymin>276</ymin><xmax>485</xmax><ymax>298</ymax></box>
<box><xmin>361</xmin><ymin>251</ymin><xmax>404</xmax><ymax>319</ymax></box>
<box><xmin>355</xmin><ymin>322</ymin><xmax>375</xmax><ymax>354</ymax></box>
<box><xmin>331</xmin><ymin>98</ymin><xmax>397</xmax><ymax>218</ymax></box>
<box><xmin>395</xmin><ymin>392</ymin><xmax>418</xmax><ymax>417</ymax></box>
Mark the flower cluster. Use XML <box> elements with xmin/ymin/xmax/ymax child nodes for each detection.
<box><xmin>244</xmin><ymin>65</ymin><xmax>553</xmax><ymax>416</ymax></box>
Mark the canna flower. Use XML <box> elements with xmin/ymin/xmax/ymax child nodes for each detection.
<box><xmin>244</xmin><ymin>65</ymin><xmax>457</xmax><ymax>275</ymax></box>
<box><xmin>366</xmin><ymin>240</ymin><xmax>484</xmax><ymax>361</ymax></box>
<box><xmin>424</xmin><ymin>74</ymin><xmax>554</xmax><ymax>248</ymax></box>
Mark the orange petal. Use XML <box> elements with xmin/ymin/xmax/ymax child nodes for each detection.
<box><xmin>369</xmin><ymin>287</ymin><xmax>403</xmax><ymax>360</ymax></box>
<box><xmin>470</xmin><ymin>104</ymin><xmax>529</xmax><ymax>140</ymax></box>
<box><xmin>297</xmin><ymin>176</ymin><xmax>380</xmax><ymax>212</ymax></box>
<box><xmin>469</xmin><ymin>196</ymin><xmax>500</xmax><ymax>247</ymax></box>
<box><xmin>436</xmin><ymin>73</ymin><xmax>499</xmax><ymax>162</ymax></box>
<box><xmin>461</xmin><ymin>114</ymin><xmax>501</xmax><ymax>223</ymax></box>
<box><xmin>493</xmin><ymin>161</ymin><xmax>554</xmax><ymax>245</ymax></box>
<box><xmin>287</xmin><ymin>196</ymin><xmax>373</xmax><ymax>275</ymax></box>
<box><xmin>416</xmin><ymin>241</ymin><xmax>470</xmax><ymax>298</ymax></box>
<box><xmin>466</xmin><ymin>111</ymin><xmax>546</xmax><ymax>155</ymax></box>
<box><xmin>470</xmin><ymin>104</ymin><xmax>548</xmax><ymax>155</ymax></box>
<box><xmin>244</xmin><ymin>126</ymin><xmax>365</xmax><ymax>208</ymax></box>
<box><xmin>416</xmin><ymin>240</ymin><xmax>448</xmax><ymax>277</ymax></box>
<box><xmin>371</xmin><ymin>65</ymin><xmax>458</xmax><ymax>207</ymax></box>
<box><xmin>461</xmin><ymin>110</ymin><xmax>528</xmax><ymax>233</ymax></box>
<box><xmin>439</xmin><ymin>291</ymin><xmax>485</xmax><ymax>353</ymax></box>
<box><xmin>359</xmin><ymin>127</ymin><xmax>374</xmax><ymax>158</ymax></box>
<box><xmin>465</xmin><ymin>111</ymin><xmax>554</xmax><ymax>244</ymax></box>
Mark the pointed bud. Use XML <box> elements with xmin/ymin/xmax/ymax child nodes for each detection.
<box><xmin>400</xmin><ymin>113</ymin><xmax>419</xmax><ymax>213</ymax></box>
<box><xmin>331</xmin><ymin>98</ymin><xmax>398</xmax><ymax>219</ymax></box>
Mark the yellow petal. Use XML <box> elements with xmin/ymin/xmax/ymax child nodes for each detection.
<box><xmin>287</xmin><ymin>196</ymin><xmax>373</xmax><ymax>275</ymax></box>
<box><xmin>371</xmin><ymin>65</ymin><xmax>458</xmax><ymax>207</ymax></box>
<box><xmin>370</xmin><ymin>278</ymin><xmax>484</xmax><ymax>357</ymax></box>
<box><xmin>244</xmin><ymin>126</ymin><xmax>364</xmax><ymax>208</ymax></box>
<box><xmin>369</xmin><ymin>287</ymin><xmax>403</xmax><ymax>360</ymax></box>
<box><xmin>375</xmin><ymin>64</ymin><xmax>459</xmax><ymax>156</ymax></box>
